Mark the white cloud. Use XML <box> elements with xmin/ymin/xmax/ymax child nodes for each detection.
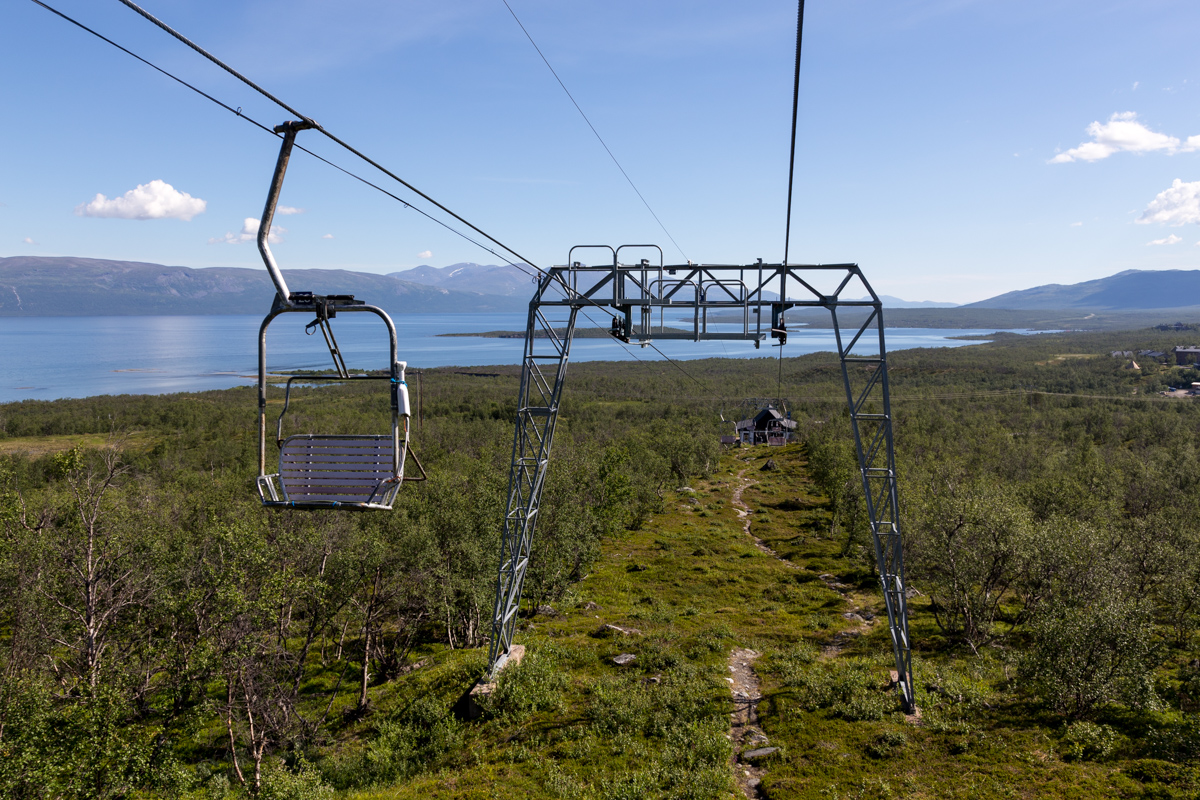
<box><xmin>321</xmin><ymin>233</ymin><xmax>334</xmax><ymax>239</ymax></box>
<box><xmin>417</xmin><ymin>250</ymin><xmax>432</xmax><ymax>259</ymax></box>
<box><xmin>209</xmin><ymin>217</ymin><xmax>284</xmax><ymax>245</ymax></box>
<box><xmin>1137</xmin><ymin>179</ymin><xmax>1200</xmax><ymax>226</ymax></box>
<box><xmin>277</xmin><ymin>206</ymin><xmax>304</xmax><ymax>215</ymax></box>
<box><xmin>1050</xmin><ymin>112</ymin><xmax>1188</xmax><ymax>163</ymax></box>
<box><xmin>75</xmin><ymin>179</ymin><xmax>206</xmax><ymax>220</ymax></box>
<box><xmin>1070</xmin><ymin>222</ymin><xmax>1083</xmax><ymax>227</ymax></box>
<box><xmin>22</xmin><ymin>237</ymin><xmax>35</xmax><ymax>244</ymax></box>
<box><xmin>1133</xmin><ymin>81</ymin><xmax>1139</xmax><ymax>91</ymax></box>
<box><xmin>1147</xmin><ymin>234</ymin><xmax>1183</xmax><ymax>246</ymax></box>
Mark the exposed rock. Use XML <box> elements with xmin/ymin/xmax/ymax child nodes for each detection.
<box><xmin>861</xmin><ymin>610</ymin><xmax>876</xmax><ymax>621</ymax></box>
<box><xmin>677</xmin><ymin>486</ymin><xmax>696</xmax><ymax>493</ymax></box>
<box><xmin>581</xmin><ymin>601</ymin><xmax>600</xmax><ymax>611</ymax></box>
<box><xmin>741</xmin><ymin>746</ymin><xmax>781</xmax><ymax>764</ymax></box>
<box><xmin>535</xmin><ymin>604</ymin><xmax>557</xmax><ymax>617</ymax></box>
<box><xmin>612</xmin><ymin>653</ymin><xmax>636</xmax><ymax>666</ymax></box>
<box><xmin>760</xmin><ymin>459</ymin><xmax>779</xmax><ymax>471</ymax></box>
<box><xmin>842</xmin><ymin>612</ymin><xmax>865</xmax><ymax>622</ymax></box>
<box><xmin>595</xmin><ymin>623</ymin><xmax>642</xmax><ymax>637</ymax></box>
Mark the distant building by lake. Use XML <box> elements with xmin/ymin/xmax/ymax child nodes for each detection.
<box><xmin>1174</xmin><ymin>346</ymin><xmax>1200</xmax><ymax>366</ymax></box>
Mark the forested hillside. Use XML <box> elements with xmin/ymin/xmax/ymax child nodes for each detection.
<box><xmin>2</xmin><ymin>327</ymin><xmax>1200</xmax><ymax>798</ymax></box>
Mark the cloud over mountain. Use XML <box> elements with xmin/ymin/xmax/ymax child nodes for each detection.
<box><xmin>74</xmin><ymin>180</ymin><xmax>206</xmax><ymax>221</ymax></box>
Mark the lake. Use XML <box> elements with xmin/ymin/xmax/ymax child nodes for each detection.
<box><xmin>1</xmin><ymin>312</ymin><xmax>1020</xmax><ymax>403</ymax></box>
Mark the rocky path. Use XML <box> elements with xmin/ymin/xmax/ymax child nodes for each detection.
<box><xmin>726</xmin><ymin>463</ymin><xmax>885</xmax><ymax>796</ymax></box>
<box><xmin>726</xmin><ymin>467</ymin><xmax>789</xmax><ymax>796</ymax></box>
<box><xmin>727</xmin><ymin>647</ymin><xmax>776</xmax><ymax>799</ymax></box>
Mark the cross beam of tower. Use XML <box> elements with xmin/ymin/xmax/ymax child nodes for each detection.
<box><xmin>486</xmin><ymin>245</ymin><xmax>917</xmax><ymax>713</ymax></box>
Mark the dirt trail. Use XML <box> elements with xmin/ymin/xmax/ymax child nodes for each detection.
<box><xmin>728</xmin><ymin>647</ymin><xmax>772</xmax><ymax>798</ymax></box>
<box><xmin>733</xmin><ymin>465</ymin><xmax>876</xmax><ymax>658</ymax></box>
<box><xmin>731</xmin><ymin>467</ymin><xmax>798</xmax><ymax>569</ymax></box>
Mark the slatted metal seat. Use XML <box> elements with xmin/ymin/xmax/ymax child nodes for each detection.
<box><xmin>288</xmin><ymin>434</ymin><xmax>399</xmax><ymax>505</ymax></box>
<box><xmin>259</xmin><ymin>434</ymin><xmax>400</xmax><ymax>510</ymax></box>
<box><xmin>258</xmin><ymin>431</ymin><xmax>403</xmax><ymax>513</ymax></box>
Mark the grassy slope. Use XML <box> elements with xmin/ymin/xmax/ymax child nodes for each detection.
<box><xmin>317</xmin><ymin>443</ymin><xmax>1163</xmax><ymax>800</ymax></box>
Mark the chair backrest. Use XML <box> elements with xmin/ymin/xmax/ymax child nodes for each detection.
<box><xmin>279</xmin><ymin>435</ymin><xmax>398</xmax><ymax>505</ymax></box>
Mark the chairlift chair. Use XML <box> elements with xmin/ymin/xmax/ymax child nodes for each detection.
<box><xmin>253</xmin><ymin>120</ymin><xmax>423</xmax><ymax>510</ymax></box>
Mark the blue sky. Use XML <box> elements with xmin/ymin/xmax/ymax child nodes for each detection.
<box><xmin>2</xmin><ymin>0</ymin><xmax>1199</xmax><ymax>304</ymax></box>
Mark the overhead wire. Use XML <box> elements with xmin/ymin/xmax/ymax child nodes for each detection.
<box><xmin>782</xmin><ymin>0</ymin><xmax>805</xmax><ymax>268</ymax></box>
<box><xmin>499</xmin><ymin>0</ymin><xmax>688</xmax><ymax>262</ymax></box>
<box><xmin>777</xmin><ymin>0</ymin><xmax>806</xmax><ymax>400</ymax></box>
<box><xmin>110</xmin><ymin>0</ymin><xmax>549</xmax><ymax>274</ymax></box>
<box><xmin>25</xmin><ymin>0</ymin><xmax>526</xmax><ymax>276</ymax></box>
<box><xmin>105</xmin><ymin>0</ymin><xmax>705</xmax><ymax>384</ymax></box>
<box><xmin>31</xmin><ymin>0</ymin><xmax>708</xmax><ymax>385</ymax></box>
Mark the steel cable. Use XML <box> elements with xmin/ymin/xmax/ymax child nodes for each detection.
<box><xmin>110</xmin><ymin>0</ymin><xmax>708</xmax><ymax>384</ymax></box>
<box><xmin>499</xmin><ymin>0</ymin><xmax>688</xmax><ymax>262</ymax></box>
<box><xmin>782</xmin><ymin>0</ymin><xmax>805</xmax><ymax>267</ymax></box>
<box><xmin>31</xmin><ymin>0</ymin><xmax>709</xmax><ymax>385</ymax></box>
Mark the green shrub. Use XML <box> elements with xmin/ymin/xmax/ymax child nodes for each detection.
<box><xmin>1146</xmin><ymin>714</ymin><xmax>1200</xmax><ymax>764</ymax></box>
<box><xmin>324</xmin><ymin>695</ymin><xmax>463</xmax><ymax>788</ymax></box>
<box><xmin>1125</xmin><ymin>758</ymin><xmax>1189</xmax><ymax>786</ymax></box>
<box><xmin>258</xmin><ymin>757</ymin><xmax>333</xmax><ymax>800</ymax></box>
<box><xmin>783</xmin><ymin>657</ymin><xmax>894</xmax><ymax>721</ymax></box>
<box><xmin>686</xmin><ymin>624</ymin><xmax>734</xmax><ymax>658</ymax></box>
<box><xmin>588</xmin><ymin>667</ymin><xmax>720</xmax><ymax>738</ymax></box>
<box><xmin>663</xmin><ymin>718</ymin><xmax>732</xmax><ymax>772</ymax></box>
<box><xmin>912</xmin><ymin>658</ymin><xmax>995</xmax><ymax>714</ymax></box>
<box><xmin>484</xmin><ymin>651</ymin><xmax>569</xmax><ymax>721</ymax></box>
<box><xmin>865</xmin><ymin>729</ymin><xmax>908</xmax><ymax>759</ymax></box>
<box><xmin>1021</xmin><ymin>595</ymin><xmax>1159</xmax><ymax>717</ymax></box>
<box><xmin>771</xmin><ymin>641</ymin><xmax>819</xmax><ymax>685</ymax></box>
<box><xmin>1061</xmin><ymin>721</ymin><xmax>1117</xmax><ymax>761</ymax></box>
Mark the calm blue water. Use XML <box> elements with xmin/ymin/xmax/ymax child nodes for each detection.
<box><xmin>1</xmin><ymin>313</ymin><xmax>1014</xmax><ymax>402</ymax></box>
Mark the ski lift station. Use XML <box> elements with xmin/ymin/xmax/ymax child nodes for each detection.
<box><xmin>734</xmin><ymin>405</ymin><xmax>798</xmax><ymax>446</ymax></box>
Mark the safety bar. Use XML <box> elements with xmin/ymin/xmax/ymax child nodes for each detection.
<box><xmin>273</xmin><ymin>374</ymin><xmax>396</xmax><ymax>447</ymax></box>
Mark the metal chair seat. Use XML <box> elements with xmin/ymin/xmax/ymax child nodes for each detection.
<box><xmin>259</xmin><ymin>434</ymin><xmax>400</xmax><ymax>510</ymax></box>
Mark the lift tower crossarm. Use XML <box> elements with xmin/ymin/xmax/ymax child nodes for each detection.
<box><xmin>487</xmin><ymin>247</ymin><xmax>917</xmax><ymax>713</ymax></box>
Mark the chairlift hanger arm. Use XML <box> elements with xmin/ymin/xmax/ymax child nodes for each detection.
<box><xmin>259</xmin><ymin>120</ymin><xmax>315</xmax><ymax>307</ymax></box>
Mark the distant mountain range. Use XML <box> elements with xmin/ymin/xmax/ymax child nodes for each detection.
<box><xmin>853</xmin><ymin>295</ymin><xmax>959</xmax><ymax>308</ymax></box>
<box><xmin>388</xmin><ymin>263</ymin><xmax>535</xmax><ymax>297</ymax></box>
<box><xmin>0</xmin><ymin>257</ymin><xmax>527</xmax><ymax>316</ymax></box>
<box><xmin>962</xmin><ymin>269</ymin><xmax>1200</xmax><ymax>310</ymax></box>
<box><xmin>3</xmin><ymin>257</ymin><xmax>1198</xmax><ymax>317</ymax></box>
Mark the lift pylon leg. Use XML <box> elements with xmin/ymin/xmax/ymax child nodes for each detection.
<box><xmin>486</xmin><ymin>291</ymin><xmax>578</xmax><ymax>676</ymax></box>
<box><xmin>832</xmin><ymin>305</ymin><xmax>915</xmax><ymax>712</ymax></box>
